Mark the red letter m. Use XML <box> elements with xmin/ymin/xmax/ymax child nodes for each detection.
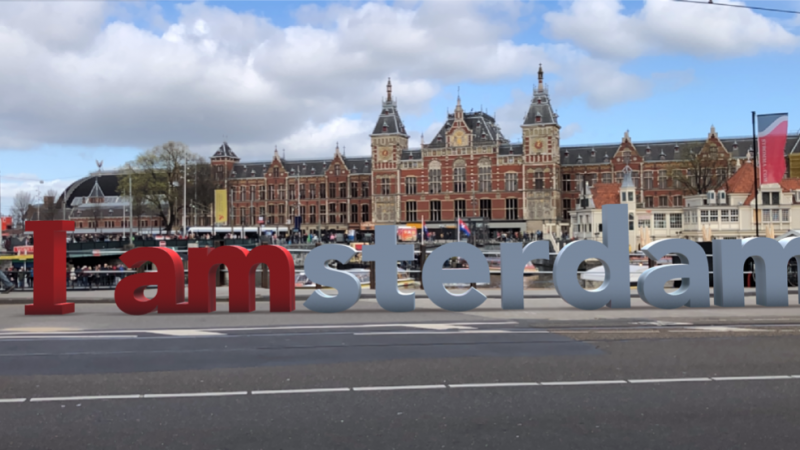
<box><xmin>188</xmin><ymin>245</ymin><xmax>295</xmax><ymax>313</ymax></box>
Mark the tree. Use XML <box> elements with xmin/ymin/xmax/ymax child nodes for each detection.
<box><xmin>118</xmin><ymin>142</ymin><xmax>210</xmax><ymax>233</ymax></box>
<box><xmin>670</xmin><ymin>143</ymin><xmax>732</xmax><ymax>196</ymax></box>
<box><xmin>11</xmin><ymin>191</ymin><xmax>33</xmax><ymax>227</ymax></box>
<box><xmin>41</xmin><ymin>188</ymin><xmax>60</xmax><ymax>220</ymax></box>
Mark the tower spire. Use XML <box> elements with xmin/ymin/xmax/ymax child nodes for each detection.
<box><xmin>537</xmin><ymin>64</ymin><xmax>544</xmax><ymax>93</ymax></box>
<box><xmin>386</xmin><ymin>78</ymin><xmax>392</xmax><ymax>102</ymax></box>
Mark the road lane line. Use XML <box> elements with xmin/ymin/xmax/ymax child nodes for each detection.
<box><xmin>711</xmin><ymin>375</ymin><xmax>793</xmax><ymax>381</ymax></box>
<box><xmin>147</xmin><ymin>330</ymin><xmax>225</xmax><ymax>337</ymax></box>
<box><xmin>252</xmin><ymin>388</ymin><xmax>351</xmax><ymax>395</ymax></box>
<box><xmin>628</xmin><ymin>378</ymin><xmax>712</xmax><ymax>384</ymax></box>
<box><xmin>540</xmin><ymin>380</ymin><xmax>629</xmax><ymax>386</ymax></box>
<box><xmin>354</xmin><ymin>330</ymin><xmax>548</xmax><ymax>336</ymax></box>
<box><xmin>0</xmin><ymin>335</ymin><xmax>138</xmax><ymax>340</ymax></box>
<box><xmin>353</xmin><ymin>385</ymin><xmax>447</xmax><ymax>392</ymax></box>
<box><xmin>30</xmin><ymin>394</ymin><xmax>142</xmax><ymax>402</ymax></box>
<box><xmin>0</xmin><ymin>398</ymin><xmax>26</xmax><ymax>403</ymax></box>
<box><xmin>143</xmin><ymin>391</ymin><xmax>248</xmax><ymax>399</ymax></box>
<box><xmin>448</xmin><ymin>382</ymin><xmax>540</xmax><ymax>389</ymax></box>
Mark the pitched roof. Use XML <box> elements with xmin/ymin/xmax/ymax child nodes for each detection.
<box><xmin>426</xmin><ymin>111</ymin><xmax>508</xmax><ymax>148</ymax></box>
<box><xmin>212</xmin><ymin>142</ymin><xmax>238</xmax><ymax>159</ymax></box>
<box><xmin>726</xmin><ymin>160</ymin><xmax>756</xmax><ymax>194</ymax></box>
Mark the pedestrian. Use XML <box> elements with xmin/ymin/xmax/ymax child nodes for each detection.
<box><xmin>0</xmin><ymin>269</ymin><xmax>15</xmax><ymax>293</ymax></box>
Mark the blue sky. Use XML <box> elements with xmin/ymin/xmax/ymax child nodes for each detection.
<box><xmin>1</xmin><ymin>0</ymin><xmax>799</xmax><ymax>215</ymax></box>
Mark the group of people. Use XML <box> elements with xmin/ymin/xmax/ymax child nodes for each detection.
<box><xmin>68</xmin><ymin>264</ymin><xmax>128</xmax><ymax>289</ymax></box>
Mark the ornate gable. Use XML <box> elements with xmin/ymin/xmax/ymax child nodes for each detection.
<box><xmin>446</xmin><ymin>95</ymin><xmax>472</xmax><ymax>147</ymax></box>
<box><xmin>612</xmin><ymin>130</ymin><xmax>641</xmax><ymax>163</ymax></box>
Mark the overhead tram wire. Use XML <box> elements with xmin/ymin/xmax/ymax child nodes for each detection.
<box><xmin>673</xmin><ymin>0</ymin><xmax>800</xmax><ymax>15</ymax></box>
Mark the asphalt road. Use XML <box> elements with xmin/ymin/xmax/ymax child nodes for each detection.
<box><xmin>3</xmin><ymin>320</ymin><xmax>800</xmax><ymax>449</ymax></box>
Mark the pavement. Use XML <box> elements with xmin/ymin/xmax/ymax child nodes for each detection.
<box><xmin>3</xmin><ymin>289</ymin><xmax>800</xmax><ymax>448</ymax></box>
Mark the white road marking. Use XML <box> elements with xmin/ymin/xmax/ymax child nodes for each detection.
<box><xmin>628</xmin><ymin>378</ymin><xmax>712</xmax><ymax>384</ymax></box>
<box><xmin>352</xmin><ymin>385</ymin><xmax>447</xmax><ymax>392</ymax></box>
<box><xmin>6</xmin><ymin>374</ymin><xmax>800</xmax><ymax>405</ymax></box>
<box><xmin>712</xmin><ymin>375</ymin><xmax>793</xmax><ymax>381</ymax></box>
<box><xmin>0</xmin><ymin>335</ymin><xmax>138</xmax><ymax>340</ymax></box>
<box><xmin>252</xmin><ymin>388</ymin><xmax>351</xmax><ymax>395</ymax></box>
<box><xmin>680</xmin><ymin>326</ymin><xmax>762</xmax><ymax>332</ymax></box>
<box><xmin>30</xmin><ymin>394</ymin><xmax>142</xmax><ymax>402</ymax></box>
<box><xmin>539</xmin><ymin>380</ymin><xmax>628</xmax><ymax>386</ymax></box>
<box><xmin>354</xmin><ymin>330</ymin><xmax>549</xmax><ymax>336</ymax></box>
<box><xmin>449</xmin><ymin>382</ymin><xmax>540</xmax><ymax>389</ymax></box>
<box><xmin>143</xmin><ymin>391</ymin><xmax>248</xmax><ymax>399</ymax></box>
<box><xmin>148</xmin><ymin>330</ymin><xmax>225</xmax><ymax>337</ymax></box>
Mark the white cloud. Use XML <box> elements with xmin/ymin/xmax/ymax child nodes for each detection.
<box><xmin>545</xmin><ymin>0</ymin><xmax>799</xmax><ymax>60</ymax></box>
<box><xmin>0</xmin><ymin>0</ymin><xmax>690</xmax><ymax>164</ymax></box>
<box><xmin>561</xmin><ymin>123</ymin><xmax>582</xmax><ymax>140</ymax></box>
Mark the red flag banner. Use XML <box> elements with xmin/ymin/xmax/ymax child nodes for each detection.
<box><xmin>757</xmin><ymin>113</ymin><xmax>789</xmax><ymax>185</ymax></box>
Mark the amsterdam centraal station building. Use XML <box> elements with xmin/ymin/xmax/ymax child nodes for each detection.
<box><xmin>62</xmin><ymin>66</ymin><xmax>800</xmax><ymax>242</ymax></box>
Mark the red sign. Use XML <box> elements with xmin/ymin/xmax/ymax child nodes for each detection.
<box><xmin>1</xmin><ymin>216</ymin><xmax>11</xmax><ymax>231</ymax></box>
<box><xmin>258</xmin><ymin>216</ymin><xmax>265</xmax><ymax>225</ymax></box>
<box><xmin>159</xmin><ymin>241</ymin><xmax>167</xmax><ymax>247</ymax></box>
<box><xmin>14</xmin><ymin>246</ymin><xmax>34</xmax><ymax>255</ymax></box>
<box><xmin>92</xmin><ymin>250</ymin><xmax>101</xmax><ymax>257</ymax></box>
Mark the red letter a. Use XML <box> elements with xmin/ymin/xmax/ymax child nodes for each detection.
<box><xmin>115</xmin><ymin>247</ymin><xmax>185</xmax><ymax>315</ymax></box>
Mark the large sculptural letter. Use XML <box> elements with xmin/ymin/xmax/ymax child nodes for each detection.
<box><xmin>422</xmin><ymin>242</ymin><xmax>490</xmax><ymax>311</ymax></box>
<box><xmin>553</xmin><ymin>204</ymin><xmax>630</xmax><ymax>310</ymax></box>
<box><xmin>638</xmin><ymin>239</ymin><xmax>709</xmax><ymax>309</ymax></box>
<box><xmin>713</xmin><ymin>237</ymin><xmax>800</xmax><ymax>307</ymax></box>
<box><xmin>115</xmin><ymin>247</ymin><xmax>185</xmax><ymax>315</ymax></box>
<box><xmin>361</xmin><ymin>225</ymin><xmax>416</xmax><ymax>312</ymax></box>
<box><xmin>187</xmin><ymin>245</ymin><xmax>295</xmax><ymax>313</ymax></box>
<box><xmin>500</xmin><ymin>241</ymin><xmax>549</xmax><ymax>310</ymax></box>
<box><xmin>304</xmin><ymin>244</ymin><xmax>361</xmax><ymax>313</ymax></box>
<box><xmin>25</xmin><ymin>221</ymin><xmax>75</xmax><ymax>315</ymax></box>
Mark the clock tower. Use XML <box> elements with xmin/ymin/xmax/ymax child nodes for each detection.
<box><xmin>371</xmin><ymin>78</ymin><xmax>409</xmax><ymax>224</ymax></box>
<box><xmin>521</xmin><ymin>64</ymin><xmax>561</xmax><ymax>235</ymax></box>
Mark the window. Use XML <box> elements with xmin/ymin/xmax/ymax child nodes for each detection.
<box><xmin>258</xmin><ymin>186</ymin><xmax>265</xmax><ymax>200</ymax></box>
<box><xmin>340</xmin><ymin>203</ymin><xmax>347</xmax><ymax>222</ymax></box>
<box><xmin>629</xmin><ymin>213</ymin><xmax>634</xmax><ymax>231</ymax></box>
<box><xmin>633</xmin><ymin>171</ymin><xmax>640</xmax><ymax>188</ymax></box>
<box><xmin>602</xmin><ymin>173</ymin><xmax>611</xmax><ymax>184</ymax></box>
<box><xmin>658</xmin><ymin>170</ymin><xmax>668</xmax><ymax>189</ymax></box>
<box><xmin>330</xmin><ymin>203</ymin><xmax>336</xmax><ymax>213</ymax></box>
<box><xmin>429</xmin><ymin>162</ymin><xmax>442</xmax><ymax>194</ymax></box>
<box><xmin>381</xmin><ymin>178</ymin><xmax>391</xmax><ymax>195</ymax></box>
<box><xmin>710</xmin><ymin>210</ymin><xmax>718</xmax><ymax>222</ymax></box>
<box><xmin>289</xmin><ymin>185</ymin><xmax>295</xmax><ymax>200</ymax></box>
<box><xmin>351</xmin><ymin>182</ymin><xmax>358</xmax><ymax>198</ymax></box>
<box><xmin>278</xmin><ymin>185</ymin><xmax>286</xmax><ymax>200</ymax></box>
<box><xmin>309</xmin><ymin>184</ymin><xmax>316</xmax><ymax>199</ymax></box>
<box><xmin>534</xmin><ymin>171</ymin><xmax>544</xmax><ymax>189</ymax></box>
<box><xmin>406</xmin><ymin>177</ymin><xmax>417</xmax><ymax>195</ymax></box>
<box><xmin>479</xmin><ymin>160</ymin><xmax>491</xmax><ymax>192</ymax></box>
<box><xmin>562</xmin><ymin>174</ymin><xmax>571</xmax><ymax>191</ymax></box>
<box><xmin>505</xmin><ymin>173</ymin><xmax>518</xmax><ymax>191</ymax></box>
<box><xmin>361</xmin><ymin>204</ymin><xmax>369</xmax><ymax>222</ymax></box>
<box><xmin>320</xmin><ymin>183</ymin><xmax>326</xmax><ymax>199</ymax></box>
<box><xmin>309</xmin><ymin>205</ymin><xmax>316</xmax><ymax>224</ymax></box>
<box><xmin>575</xmin><ymin>174</ymin><xmax>583</xmax><ymax>192</ymax></box>
<box><xmin>638</xmin><ymin>219</ymin><xmax>650</xmax><ymax>228</ymax></box>
<box><xmin>320</xmin><ymin>205</ymin><xmax>326</xmax><ymax>224</ymax></box>
<box><xmin>654</xmin><ymin>213</ymin><xmax>666</xmax><ymax>229</ymax></box>
<box><xmin>299</xmin><ymin>206</ymin><xmax>305</xmax><ymax>224</ymax></box>
<box><xmin>240</xmin><ymin>208</ymin><xmax>246</xmax><ymax>225</ymax></box>
<box><xmin>406</xmin><ymin>201</ymin><xmax>417</xmax><ymax>222</ymax></box>
<box><xmin>670</xmin><ymin>214</ymin><xmax>682</xmax><ymax>229</ymax></box>
<box><xmin>362</xmin><ymin>181</ymin><xmax>369</xmax><ymax>198</ymax></box>
<box><xmin>250</xmin><ymin>185</ymin><xmax>256</xmax><ymax>201</ymax></box>
<box><xmin>299</xmin><ymin>184</ymin><xmax>305</xmax><ymax>200</ymax></box>
<box><xmin>645</xmin><ymin>197</ymin><xmax>654</xmax><ymax>208</ymax></box>
<box><xmin>773</xmin><ymin>209</ymin><xmax>780</xmax><ymax>222</ymax></box>
<box><xmin>329</xmin><ymin>183</ymin><xmax>336</xmax><ymax>198</ymax></box>
<box><xmin>762</xmin><ymin>192</ymin><xmax>780</xmax><ymax>205</ymax></box>
<box><xmin>240</xmin><ymin>186</ymin><xmax>246</xmax><ymax>201</ymax></box>
<box><xmin>340</xmin><ymin>183</ymin><xmax>347</xmax><ymax>198</ymax></box>
<box><xmin>783</xmin><ymin>209</ymin><xmax>790</xmax><ymax>222</ymax></box>
<box><xmin>659</xmin><ymin>196</ymin><xmax>668</xmax><ymax>207</ymax></box>
<box><xmin>673</xmin><ymin>196</ymin><xmax>682</xmax><ymax>207</ymax></box>
<box><xmin>334</xmin><ymin>165</ymin><xmax>340</xmax><ymax>176</ymax></box>
<box><xmin>453</xmin><ymin>161</ymin><xmax>466</xmax><ymax>193</ymax></box>
<box><xmin>505</xmin><ymin>198</ymin><xmax>518</xmax><ymax>220</ymax></box>
<box><xmin>268</xmin><ymin>185</ymin><xmax>275</xmax><ymax>200</ymax></box>
<box><xmin>430</xmin><ymin>201</ymin><xmax>441</xmax><ymax>221</ymax></box>
<box><xmin>351</xmin><ymin>204</ymin><xmax>358</xmax><ymax>223</ymax></box>
<box><xmin>480</xmin><ymin>199</ymin><xmax>491</xmax><ymax>218</ymax></box>
<box><xmin>731</xmin><ymin>209</ymin><xmax>738</xmax><ymax>222</ymax></box>
<box><xmin>644</xmin><ymin>172</ymin><xmax>653</xmax><ymax>189</ymax></box>
<box><xmin>721</xmin><ymin>210</ymin><xmax>729</xmax><ymax>222</ymax></box>
<box><xmin>562</xmin><ymin>199</ymin><xmax>571</xmax><ymax>221</ymax></box>
<box><xmin>454</xmin><ymin>200</ymin><xmax>466</xmax><ymax>218</ymax></box>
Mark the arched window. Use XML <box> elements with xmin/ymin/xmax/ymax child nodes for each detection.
<box><xmin>453</xmin><ymin>159</ymin><xmax>466</xmax><ymax>193</ymax></box>
<box><xmin>478</xmin><ymin>158</ymin><xmax>491</xmax><ymax>192</ymax></box>
<box><xmin>429</xmin><ymin>160</ymin><xmax>442</xmax><ymax>194</ymax></box>
<box><xmin>629</xmin><ymin>213</ymin><xmax>634</xmax><ymax>231</ymax></box>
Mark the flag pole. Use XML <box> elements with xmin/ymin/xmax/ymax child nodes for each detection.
<box><xmin>752</xmin><ymin>111</ymin><xmax>760</xmax><ymax>238</ymax></box>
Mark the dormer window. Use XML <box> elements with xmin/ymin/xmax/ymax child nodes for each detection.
<box><xmin>537</xmin><ymin>98</ymin><xmax>541</xmax><ymax>104</ymax></box>
<box><xmin>535</xmin><ymin>113</ymin><xmax>542</xmax><ymax>123</ymax></box>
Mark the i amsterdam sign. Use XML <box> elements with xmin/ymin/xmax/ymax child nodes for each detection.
<box><xmin>22</xmin><ymin>204</ymin><xmax>800</xmax><ymax>316</ymax></box>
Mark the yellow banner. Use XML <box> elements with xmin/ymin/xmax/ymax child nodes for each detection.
<box><xmin>215</xmin><ymin>189</ymin><xmax>228</xmax><ymax>225</ymax></box>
